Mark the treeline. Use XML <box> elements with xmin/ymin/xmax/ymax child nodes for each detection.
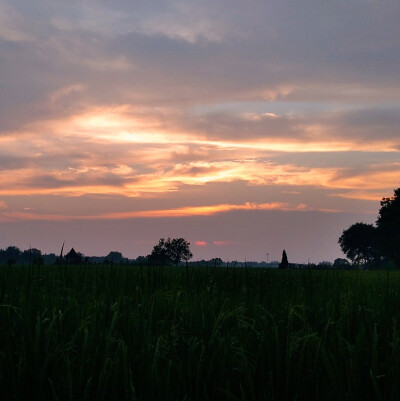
<box><xmin>0</xmin><ymin>246</ymin><xmax>268</xmax><ymax>267</ymax></box>
<box><xmin>0</xmin><ymin>246</ymin><xmax>279</xmax><ymax>267</ymax></box>
<box><xmin>0</xmin><ymin>247</ymin><xmax>129</xmax><ymax>266</ymax></box>
<box><xmin>0</xmin><ymin>246</ymin><xmax>47</xmax><ymax>265</ymax></box>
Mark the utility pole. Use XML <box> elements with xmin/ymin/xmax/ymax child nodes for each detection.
<box><xmin>266</xmin><ymin>252</ymin><xmax>269</xmax><ymax>264</ymax></box>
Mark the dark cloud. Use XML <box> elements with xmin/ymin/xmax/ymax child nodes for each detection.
<box><xmin>19</xmin><ymin>171</ymin><xmax>130</xmax><ymax>190</ymax></box>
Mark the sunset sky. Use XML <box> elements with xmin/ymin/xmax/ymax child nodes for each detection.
<box><xmin>1</xmin><ymin>1</ymin><xmax>399</xmax><ymax>262</ymax></box>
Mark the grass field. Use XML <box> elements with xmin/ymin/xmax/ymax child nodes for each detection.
<box><xmin>1</xmin><ymin>264</ymin><xmax>400</xmax><ymax>400</ymax></box>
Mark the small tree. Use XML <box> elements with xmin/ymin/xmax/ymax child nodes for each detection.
<box><xmin>148</xmin><ymin>237</ymin><xmax>193</xmax><ymax>265</ymax></box>
<box><xmin>279</xmin><ymin>249</ymin><xmax>289</xmax><ymax>269</ymax></box>
<box><xmin>338</xmin><ymin>222</ymin><xmax>378</xmax><ymax>266</ymax></box>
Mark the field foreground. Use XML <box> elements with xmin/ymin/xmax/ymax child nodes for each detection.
<box><xmin>1</xmin><ymin>264</ymin><xmax>400</xmax><ymax>400</ymax></box>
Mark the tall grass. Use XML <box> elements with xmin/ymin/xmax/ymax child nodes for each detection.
<box><xmin>1</xmin><ymin>264</ymin><xmax>400</xmax><ymax>400</ymax></box>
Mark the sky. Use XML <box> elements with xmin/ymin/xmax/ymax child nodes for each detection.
<box><xmin>0</xmin><ymin>0</ymin><xmax>399</xmax><ymax>263</ymax></box>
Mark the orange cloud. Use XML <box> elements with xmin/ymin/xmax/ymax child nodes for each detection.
<box><xmin>0</xmin><ymin>201</ymin><xmax>301</xmax><ymax>222</ymax></box>
<box><xmin>328</xmin><ymin>164</ymin><xmax>400</xmax><ymax>190</ymax></box>
<box><xmin>330</xmin><ymin>191</ymin><xmax>386</xmax><ymax>201</ymax></box>
<box><xmin>195</xmin><ymin>241</ymin><xmax>207</xmax><ymax>246</ymax></box>
<box><xmin>1</xmin><ymin>105</ymin><xmax>399</xmax><ymax>205</ymax></box>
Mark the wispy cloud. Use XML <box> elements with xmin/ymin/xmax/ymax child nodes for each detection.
<box><xmin>0</xmin><ymin>201</ymin><xmax>325</xmax><ymax>222</ymax></box>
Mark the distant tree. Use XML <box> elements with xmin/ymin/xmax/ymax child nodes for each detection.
<box><xmin>148</xmin><ymin>237</ymin><xmax>193</xmax><ymax>265</ymax></box>
<box><xmin>21</xmin><ymin>248</ymin><xmax>42</xmax><ymax>265</ymax></box>
<box><xmin>333</xmin><ymin>258</ymin><xmax>350</xmax><ymax>268</ymax></box>
<box><xmin>43</xmin><ymin>253</ymin><xmax>57</xmax><ymax>265</ymax></box>
<box><xmin>376</xmin><ymin>188</ymin><xmax>400</xmax><ymax>265</ymax></box>
<box><xmin>0</xmin><ymin>246</ymin><xmax>22</xmax><ymax>265</ymax></box>
<box><xmin>169</xmin><ymin>238</ymin><xmax>193</xmax><ymax>265</ymax></box>
<box><xmin>209</xmin><ymin>257</ymin><xmax>223</xmax><ymax>267</ymax></box>
<box><xmin>338</xmin><ymin>222</ymin><xmax>378</xmax><ymax>266</ymax></box>
<box><xmin>318</xmin><ymin>261</ymin><xmax>333</xmax><ymax>269</ymax></box>
<box><xmin>135</xmin><ymin>256</ymin><xmax>148</xmax><ymax>265</ymax></box>
<box><xmin>279</xmin><ymin>249</ymin><xmax>289</xmax><ymax>269</ymax></box>
<box><xmin>106</xmin><ymin>251</ymin><xmax>123</xmax><ymax>263</ymax></box>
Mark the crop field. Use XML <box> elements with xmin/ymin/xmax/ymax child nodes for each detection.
<box><xmin>1</xmin><ymin>264</ymin><xmax>400</xmax><ymax>401</ymax></box>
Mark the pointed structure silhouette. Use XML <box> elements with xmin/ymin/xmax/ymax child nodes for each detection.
<box><xmin>279</xmin><ymin>249</ymin><xmax>289</xmax><ymax>269</ymax></box>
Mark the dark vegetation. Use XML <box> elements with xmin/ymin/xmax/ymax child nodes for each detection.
<box><xmin>339</xmin><ymin>187</ymin><xmax>400</xmax><ymax>268</ymax></box>
<box><xmin>2</xmin><ymin>264</ymin><xmax>400</xmax><ymax>401</ymax></box>
<box><xmin>0</xmin><ymin>189</ymin><xmax>399</xmax><ymax>400</ymax></box>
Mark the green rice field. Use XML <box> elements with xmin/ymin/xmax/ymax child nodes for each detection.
<box><xmin>1</xmin><ymin>264</ymin><xmax>400</xmax><ymax>400</ymax></box>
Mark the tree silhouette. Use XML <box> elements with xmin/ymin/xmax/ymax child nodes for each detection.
<box><xmin>333</xmin><ymin>258</ymin><xmax>350</xmax><ymax>268</ymax></box>
<box><xmin>0</xmin><ymin>246</ymin><xmax>22</xmax><ymax>265</ymax></box>
<box><xmin>376</xmin><ymin>188</ymin><xmax>400</xmax><ymax>265</ymax></box>
<box><xmin>106</xmin><ymin>251</ymin><xmax>123</xmax><ymax>263</ymax></box>
<box><xmin>338</xmin><ymin>222</ymin><xmax>378</xmax><ymax>265</ymax></box>
<box><xmin>279</xmin><ymin>249</ymin><xmax>289</xmax><ymax>269</ymax></box>
<box><xmin>148</xmin><ymin>237</ymin><xmax>193</xmax><ymax>265</ymax></box>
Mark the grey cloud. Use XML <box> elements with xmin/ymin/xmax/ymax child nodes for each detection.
<box><xmin>170</xmin><ymin>106</ymin><xmax>400</xmax><ymax>144</ymax></box>
<box><xmin>270</xmin><ymin>151</ymin><xmax>400</xmax><ymax>170</ymax></box>
<box><xmin>0</xmin><ymin>154</ymin><xmax>34</xmax><ymax>170</ymax></box>
<box><xmin>2</xmin><ymin>0</ymin><xmax>400</xmax><ymax>131</ymax></box>
<box><xmin>19</xmin><ymin>171</ymin><xmax>131</xmax><ymax>190</ymax></box>
<box><xmin>331</xmin><ymin>161</ymin><xmax>400</xmax><ymax>180</ymax></box>
<box><xmin>179</xmin><ymin>112</ymin><xmax>303</xmax><ymax>140</ymax></box>
<box><xmin>324</xmin><ymin>108</ymin><xmax>400</xmax><ymax>141</ymax></box>
<box><xmin>0</xmin><ymin>1</ymin><xmax>399</xmax><ymax>171</ymax></box>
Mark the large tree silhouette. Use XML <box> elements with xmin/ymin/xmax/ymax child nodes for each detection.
<box><xmin>376</xmin><ymin>188</ymin><xmax>400</xmax><ymax>265</ymax></box>
<box><xmin>338</xmin><ymin>222</ymin><xmax>378</xmax><ymax>265</ymax></box>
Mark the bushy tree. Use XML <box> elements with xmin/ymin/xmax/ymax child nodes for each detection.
<box><xmin>338</xmin><ymin>222</ymin><xmax>378</xmax><ymax>265</ymax></box>
<box><xmin>0</xmin><ymin>246</ymin><xmax>22</xmax><ymax>265</ymax></box>
<box><xmin>333</xmin><ymin>258</ymin><xmax>350</xmax><ymax>268</ymax></box>
<box><xmin>376</xmin><ymin>188</ymin><xmax>400</xmax><ymax>265</ymax></box>
<box><xmin>21</xmin><ymin>248</ymin><xmax>42</xmax><ymax>265</ymax></box>
<box><xmin>148</xmin><ymin>238</ymin><xmax>170</xmax><ymax>265</ymax></box>
<box><xmin>106</xmin><ymin>251</ymin><xmax>123</xmax><ymax>263</ymax></box>
<box><xmin>148</xmin><ymin>237</ymin><xmax>193</xmax><ymax>265</ymax></box>
<box><xmin>135</xmin><ymin>256</ymin><xmax>148</xmax><ymax>265</ymax></box>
